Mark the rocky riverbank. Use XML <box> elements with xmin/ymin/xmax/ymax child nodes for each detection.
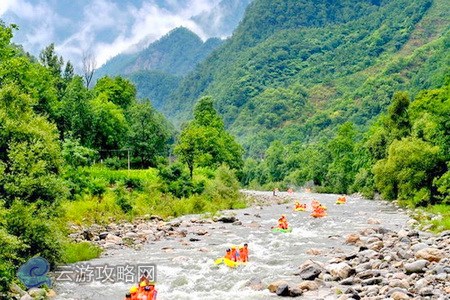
<box><xmin>267</xmin><ymin>223</ymin><xmax>450</xmax><ymax>299</ymax></box>
<box><xmin>67</xmin><ymin>190</ymin><xmax>298</xmax><ymax>251</ymax></box>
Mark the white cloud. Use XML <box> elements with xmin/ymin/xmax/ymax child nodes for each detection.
<box><xmin>0</xmin><ymin>0</ymin><xmax>16</xmax><ymax>16</ymax></box>
<box><xmin>2</xmin><ymin>0</ymin><xmax>231</xmax><ymax>70</ymax></box>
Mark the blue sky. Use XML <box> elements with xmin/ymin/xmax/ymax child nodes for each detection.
<box><xmin>0</xmin><ymin>0</ymin><xmax>251</xmax><ymax>69</ymax></box>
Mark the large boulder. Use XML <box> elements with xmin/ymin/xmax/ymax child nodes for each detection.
<box><xmin>299</xmin><ymin>264</ymin><xmax>322</xmax><ymax>280</ymax></box>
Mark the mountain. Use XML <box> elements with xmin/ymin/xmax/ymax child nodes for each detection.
<box><xmin>96</xmin><ymin>27</ymin><xmax>224</xmax><ymax>77</ymax></box>
<box><xmin>162</xmin><ymin>0</ymin><xmax>450</xmax><ymax>156</ymax></box>
<box><xmin>95</xmin><ymin>27</ymin><xmax>224</xmax><ymax>110</ymax></box>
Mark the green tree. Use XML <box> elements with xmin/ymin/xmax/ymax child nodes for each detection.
<box><xmin>326</xmin><ymin>122</ymin><xmax>357</xmax><ymax>193</ymax></box>
<box><xmin>127</xmin><ymin>102</ymin><xmax>171</xmax><ymax>167</ymax></box>
<box><xmin>89</xmin><ymin>93</ymin><xmax>128</xmax><ymax>150</ymax></box>
<box><xmin>93</xmin><ymin>76</ymin><xmax>136</xmax><ymax>109</ymax></box>
<box><xmin>373</xmin><ymin>137</ymin><xmax>440</xmax><ymax>204</ymax></box>
<box><xmin>174</xmin><ymin>96</ymin><xmax>243</xmax><ymax>177</ymax></box>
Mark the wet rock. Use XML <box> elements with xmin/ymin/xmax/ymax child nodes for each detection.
<box><xmin>276</xmin><ymin>284</ymin><xmax>290</xmax><ymax>296</ymax></box>
<box><xmin>306</xmin><ymin>248</ymin><xmax>324</xmax><ymax>255</ymax></box>
<box><xmin>268</xmin><ymin>281</ymin><xmax>288</xmax><ymax>293</ymax></box>
<box><xmin>232</xmin><ymin>221</ymin><xmax>243</xmax><ymax>225</ymax></box>
<box><xmin>245</xmin><ymin>277</ymin><xmax>262</xmax><ymax>287</ymax></box>
<box><xmin>345</xmin><ymin>233</ymin><xmax>360</xmax><ymax>244</ymax></box>
<box><xmin>189</xmin><ymin>238</ymin><xmax>200</xmax><ymax>242</ymax></box>
<box><xmin>296</xmin><ymin>281</ymin><xmax>318</xmax><ymax>291</ymax></box>
<box><xmin>404</xmin><ymin>260</ymin><xmax>429</xmax><ymax>274</ymax></box>
<box><xmin>415</xmin><ymin>247</ymin><xmax>445</xmax><ymax>262</ymax></box>
<box><xmin>195</xmin><ymin>229</ymin><xmax>208</xmax><ymax>236</ymax></box>
<box><xmin>298</xmin><ymin>263</ymin><xmax>322</xmax><ymax>280</ymax></box>
<box><xmin>217</xmin><ymin>216</ymin><xmax>237</xmax><ymax>223</ymax></box>
<box><xmin>254</xmin><ymin>213</ymin><xmax>261</xmax><ymax>218</ymax></box>
<box><xmin>251</xmin><ymin>284</ymin><xmax>265</xmax><ymax>291</ymax></box>
<box><xmin>198</xmin><ymin>247</ymin><xmax>208</xmax><ymax>252</ymax></box>
<box><xmin>367</xmin><ymin>218</ymin><xmax>381</xmax><ymax>225</ymax></box>
<box><xmin>289</xmin><ymin>288</ymin><xmax>303</xmax><ymax>297</ymax></box>
<box><xmin>326</xmin><ymin>262</ymin><xmax>354</xmax><ymax>279</ymax></box>
<box><xmin>248</xmin><ymin>221</ymin><xmax>261</xmax><ymax>228</ymax></box>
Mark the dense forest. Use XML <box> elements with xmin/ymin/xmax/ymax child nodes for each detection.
<box><xmin>0</xmin><ymin>22</ymin><xmax>243</xmax><ymax>291</ymax></box>
<box><xmin>95</xmin><ymin>27</ymin><xmax>224</xmax><ymax>110</ymax></box>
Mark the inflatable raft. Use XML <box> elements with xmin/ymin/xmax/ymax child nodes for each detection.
<box><xmin>214</xmin><ymin>258</ymin><xmax>247</xmax><ymax>268</ymax></box>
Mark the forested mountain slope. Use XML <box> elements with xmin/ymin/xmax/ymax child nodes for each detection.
<box><xmin>95</xmin><ymin>27</ymin><xmax>224</xmax><ymax>110</ymax></box>
<box><xmin>163</xmin><ymin>0</ymin><xmax>449</xmax><ymax>157</ymax></box>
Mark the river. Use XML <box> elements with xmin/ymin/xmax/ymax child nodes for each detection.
<box><xmin>54</xmin><ymin>192</ymin><xmax>411</xmax><ymax>299</ymax></box>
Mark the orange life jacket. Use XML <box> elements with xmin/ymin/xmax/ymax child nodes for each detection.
<box><xmin>130</xmin><ymin>292</ymin><xmax>139</xmax><ymax>300</ymax></box>
<box><xmin>224</xmin><ymin>251</ymin><xmax>232</xmax><ymax>260</ymax></box>
<box><xmin>238</xmin><ymin>249</ymin><xmax>246</xmax><ymax>262</ymax></box>
<box><xmin>243</xmin><ymin>248</ymin><xmax>249</xmax><ymax>261</ymax></box>
<box><xmin>231</xmin><ymin>249</ymin><xmax>237</xmax><ymax>261</ymax></box>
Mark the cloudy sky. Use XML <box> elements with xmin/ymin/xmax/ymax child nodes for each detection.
<box><xmin>0</xmin><ymin>0</ymin><xmax>251</xmax><ymax>70</ymax></box>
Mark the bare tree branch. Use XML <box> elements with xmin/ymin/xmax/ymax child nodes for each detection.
<box><xmin>82</xmin><ymin>51</ymin><xmax>97</xmax><ymax>89</ymax></box>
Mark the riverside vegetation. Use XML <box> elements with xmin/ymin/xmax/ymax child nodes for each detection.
<box><xmin>1</xmin><ymin>0</ymin><xmax>449</xmax><ymax>296</ymax></box>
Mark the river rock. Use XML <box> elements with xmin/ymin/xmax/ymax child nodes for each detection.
<box><xmin>296</xmin><ymin>281</ymin><xmax>318</xmax><ymax>291</ymax></box>
<box><xmin>326</xmin><ymin>262</ymin><xmax>354</xmax><ymax>279</ymax></box>
<box><xmin>415</xmin><ymin>247</ymin><xmax>445</xmax><ymax>262</ymax></box>
<box><xmin>404</xmin><ymin>260</ymin><xmax>429</xmax><ymax>274</ymax></box>
<box><xmin>245</xmin><ymin>277</ymin><xmax>262</xmax><ymax>287</ymax></box>
<box><xmin>298</xmin><ymin>263</ymin><xmax>322</xmax><ymax>280</ymax></box>
<box><xmin>198</xmin><ymin>247</ymin><xmax>208</xmax><ymax>252</ymax></box>
<box><xmin>217</xmin><ymin>216</ymin><xmax>237</xmax><ymax>223</ymax></box>
<box><xmin>410</xmin><ymin>242</ymin><xmax>428</xmax><ymax>252</ymax></box>
<box><xmin>105</xmin><ymin>233</ymin><xmax>123</xmax><ymax>244</ymax></box>
<box><xmin>124</xmin><ymin>232</ymin><xmax>139</xmax><ymax>239</ymax></box>
<box><xmin>98</xmin><ymin>232</ymin><xmax>109</xmax><ymax>240</ymax></box>
<box><xmin>361</xmin><ymin>277</ymin><xmax>383</xmax><ymax>286</ymax></box>
<box><xmin>248</xmin><ymin>221</ymin><xmax>261</xmax><ymax>228</ymax></box>
<box><xmin>276</xmin><ymin>284</ymin><xmax>290</xmax><ymax>296</ymax></box>
<box><xmin>20</xmin><ymin>294</ymin><xmax>33</xmax><ymax>300</ymax></box>
<box><xmin>172</xmin><ymin>256</ymin><xmax>190</xmax><ymax>262</ymax></box>
<box><xmin>390</xmin><ymin>291</ymin><xmax>410</xmax><ymax>300</ymax></box>
<box><xmin>306</xmin><ymin>248</ymin><xmax>323</xmax><ymax>255</ymax></box>
<box><xmin>367</xmin><ymin>218</ymin><xmax>381</xmax><ymax>224</ymax></box>
<box><xmin>268</xmin><ymin>281</ymin><xmax>288</xmax><ymax>293</ymax></box>
<box><xmin>289</xmin><ymin>288</ymin><xmax>303</xmax><ymax>297</ymax></box>
<box><xmin>28</xmin><ymin>288</ymin><xmax>46</xmax><ymax>297</ymax></box>
<box><xmin>345</xmin><ymin>233</ymin><xmax>360</xmax><ymax>244</ymax></box>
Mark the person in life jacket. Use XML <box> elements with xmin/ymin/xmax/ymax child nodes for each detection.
<box><xmin>243</xmin><ymin>243</ymin><xmax>249</xmax><ymax>262</ymax></box>
<box><xmin>224</xmin><ymin>248</ymin><xmax>232</xmax><ymax>260</ymax></box>
<box><xmin>129</xmin><ymin>286</ymin><xmax>139</xmax><ymax>300</ymax></box>
<box><xmin>139</xmin><ymin>271</ymin><xmax>149</xmax><ymax>286</ymax></box>
<box><xmin>278</xmin><ymin>215</ymin><xmax>288</xmax><ymax>229</ymax></box>
<box><xmin>230</xmin><ymin>246</ymin><xmax>240</xmax><ymax>262</ymax></box>
<box><xmin>148</xmin><ymin>282</ymin><xmax>158</xmax><ymax>300</ymax></box>
<box><xmin>238</xmin><ymin>246</ymin><xmax>246</xmax><ymax>262</ymax></box>
<box><xmin>138</xmin><ymin>281</ymin><xmax>147</xmax><ymax>295</ymax></box>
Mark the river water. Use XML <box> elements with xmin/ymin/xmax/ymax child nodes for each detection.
<box><xmin>54</xmin><ymin>192</ymin><xmax>410</xmax><ymax>300</ymax></box>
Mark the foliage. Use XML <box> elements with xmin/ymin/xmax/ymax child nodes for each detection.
<box><xmin>175</xmin><ymin>96</ymin><xmax>244</xmax><ymax>177</ymax></box>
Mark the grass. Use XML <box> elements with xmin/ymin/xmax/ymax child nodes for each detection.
<box><xmin>61</xmin><ymin>242</ymin><xmax>103</xmax><ymax>263</ymax></box>
<box><xmin>414</xmin><ymin>204</ymin><xmax>450</xmax><ymax>232</ymax></box>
